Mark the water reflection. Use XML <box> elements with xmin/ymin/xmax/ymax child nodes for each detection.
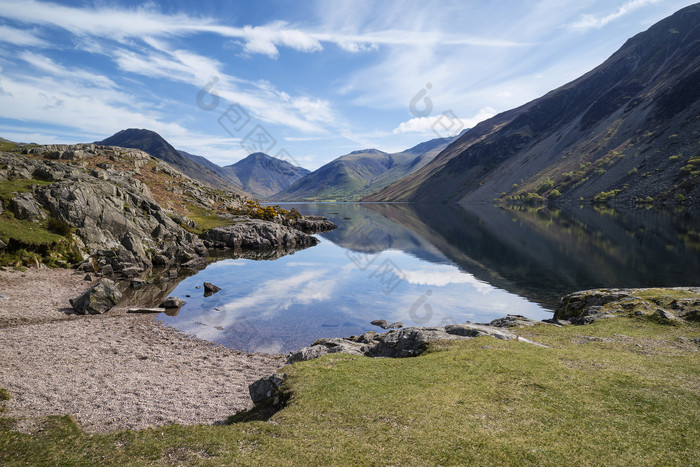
<box><xmin>156</xmin><ymin>202</ymin><xmax>700</xmax><ymax>353</ymax></box>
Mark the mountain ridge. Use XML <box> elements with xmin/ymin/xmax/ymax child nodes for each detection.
<box><xmin>273</xmin><ymin>136</ymin><xmax>456</xmax><ymax>201</ymax></box>
<box><xmin>222</xmin><ymin>152</ymin><xmax>310</xmax><ymax>199</ymax></box>
<box><xmin>97</xmin><ymin>129</ymin><xmax>247</xmax><ymax>195</ymax></box>
<box><xmin>364</xmin><ymin>4</ymin><xmax>700</xmax><ymax>205</ymax></box>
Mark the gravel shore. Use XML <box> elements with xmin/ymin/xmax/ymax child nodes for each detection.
<box><xmin>0</xmin><ymin>267</ymin><xmax>284</xmax><ymax>433</ymax></box>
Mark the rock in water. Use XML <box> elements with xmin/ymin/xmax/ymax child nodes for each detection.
<box><xmin>70</xmin><ymin>279</ymin><xmax>122</xmax><ymax>315</ymax></box>
<box><xmin>160</xmin><ymin>297</ymin><xmax>186</xmax><ymax>309</ymax></box>
<box><xmin>203</xmin><ymin>282</ymin><xmax>221</xmax><ymax>296</ymax></box>
<box><xmin>370</xmin><ymin>319</ymin><xmax>389</xmax><ymax>329</ymax></box>
<box><xmin>203</xmin><ymin>219</ymin><xmax>319</xmax><ymax>250</ymax></box>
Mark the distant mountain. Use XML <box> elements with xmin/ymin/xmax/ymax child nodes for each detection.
<box><xmin>221</xmin><ymin>152</ymin><xmax>310</xmax><ymax>199</ymax></box>
<box><xmin>365</xmin><ymin>5</ymin><xmax>700</xmax><ymax>205</ymax></box>
<box><xmin>97</xmin><ymin>129</ymin><xmax>245</xmax><ymax>194</ymax></box>
<box><xmin>273</xmin><ymin>136</ymin><xmax>455</xmax><ymax>202</ymax></box>
<box><xmin>178</xmin><ymin>150</ymin><xmax>243</xmax><ymax>188</ymax></box>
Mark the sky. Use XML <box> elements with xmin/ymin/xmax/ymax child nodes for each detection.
<box><xmin>0</xmin><ymin>0</ymin><xmax>696</xmax><ymax>170</ymax></box>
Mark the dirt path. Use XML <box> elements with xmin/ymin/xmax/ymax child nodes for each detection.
<box><xmin>0</xmin><ymin>267</ymin><xmax>284</xmax><ymax>433</ymax></box>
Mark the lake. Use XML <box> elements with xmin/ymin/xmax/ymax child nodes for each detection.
<box><xmin>157</xmin><ymin>203</ymin><xmax>700</xmax><ymax>354</ymax></box>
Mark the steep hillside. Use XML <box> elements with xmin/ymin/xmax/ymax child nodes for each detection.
<box><xmin>273</xmin><ymin>137</ymin><xmax>454</xmax><ymax>202</ymax></box>
<box><xmin>365</xmin><ymin>4</ymin><xmax>700</xmax><ymax>205</ymax></box>
<box><xmin>97</xmin><ymin>129</ymin><xmax>246</xmax><ymax>195</ymax></box>
<box><xmin>222</xmin><ymin>152</ymin><xmax>309</xmax><ymax>199</ymax></box>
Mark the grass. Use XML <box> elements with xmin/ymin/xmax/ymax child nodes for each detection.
<box><xmin>0</xmin><ymin>178</ymin><xmax>81</xmax><ymax>266</ymax></box>
<box><xmin>0</xmin><ymin>216</ymin><xmax>64</xmax><ymax>246</ymax></box>
<box><xmin>184</xmin><ymin>204</ymin><xmax>231</xmax><ymax>234</ymax></box>
<box><xmin>0</xmin><ymin>179</ymin><xmax>53</xmax><ymax>202</ymax></box>
<box><xmin>1</xmin><ymin>312</ymin><xmax>698</xmax><ymax>466</ymax></box>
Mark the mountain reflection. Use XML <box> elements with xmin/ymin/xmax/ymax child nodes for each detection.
<box><xmin>300</xmin><ymin>203</ymin><xmax>700</xmax><ymax>309</ymax></box>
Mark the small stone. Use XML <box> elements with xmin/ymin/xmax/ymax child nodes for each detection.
<box><xmin>370</xmin><ymin>319</ymin><xmax>389</xmax><ymax>329</ymax></box>
<box><xmin>203</xmin><ymin>282</ymin><xmax>221</xmax><ymax>296</ymax></box>
<box><xmin>655</xmin><ymin>308</ymin><xmax>678</xmax><ymax>321</ymax></box>
<box><xmin>160</xmin><ymin>297</ymin><xmax>186</xmax><ymax>309</ymax></box>
<box><xmin>130</xmin><ymin>279</ymin><xmax>146</xmax><ymax>290</ymax></box>
<box><xmin>83</xmin><ymin>274</ymin><xmax>92</xmax><ymax>281</ymax></box>
<box><xmin>99</xmin><ymin>264</ymin><xmax>113</xmax><ymax>276</ymax></box>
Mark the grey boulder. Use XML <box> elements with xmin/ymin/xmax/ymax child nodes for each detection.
<box><xmin>287</xmin><ymin>338</ymin><xmax>368</xmax><ymax>364</ymax></box>
<box><xmin>249</xmin><ymin>373</ymin><xmax>287</xmax><ymax>405</ymax></box>
<box><xmin>70</xmin><ymin>279</ymin><xmax>122</xmax><ymax>315</ymax></box>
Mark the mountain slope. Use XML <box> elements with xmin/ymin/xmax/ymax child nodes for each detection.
<box><xmin>222</xmin><ymin>152</ymin><xmax>309</xmax><ymax>199</ymax></box>
<box><xmin>97</xmin><ymin>129</ymin><xmax>246</xmax><ymax>194</ymax></box>
<box><xmin>365</xmin><ymin>4</ymin><xmax>700</xmax><ymax>205</ymax></box>
<box><xmin>273</xmin><ymin>137</ymin><xmax>454</xmax><ymax>202</ymax></box>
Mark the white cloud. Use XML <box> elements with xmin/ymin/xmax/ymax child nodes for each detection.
<box><xmin>240</xmin><ymin>22</ymin><xmax>323</xmax><ymax>58</ymax></box>
<box><xmin>19</xmin><ymin>51</ymin><xmax>117</xmax><ymax>89</ymax></box>
<box><xmin>0</xmin><ymin>0</ymin><xmax>527</xmax><ymax>60</ymax></box>
<box><xmin>219</xmin><ymin>269</ymin><xmax>335</xmax><ymax>317</ymax></box>
<box><xmin>0</xmin><ymin>25</ymin><xmax>49</xmax><ymax>47</ymax></box>
<box><xmin>393</xmin><ymin>107</ymin><xmax>496</xmax><ymax>135</ymax></box>
<box><xmin>569</xmin><ymin>0</ymin><xmax>664</xmax><ymax>30</ymax></box>
<box><xmin>402</xmin><ymin>266</ymin><xmax>493</xmax><ymax>292</ymax></box>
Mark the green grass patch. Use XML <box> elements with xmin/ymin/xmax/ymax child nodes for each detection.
<box><xmin>185</xmin><ymin>204</ymin><xmax>231</xmax><ymax>234</ymax></box>
<box><xmin>1</xmin><ymin>316</ymin><xmax>698</xmax><ymax>465</ymax></box>
<box><xmin>0</xmin><ymin>179</ymin><xmax>52</xmax><ymax>203</ymax></box>
<box><xmin>0</xmin><ymin>216</ymin><xmax>64</xmax><ymax>246</ymax></box>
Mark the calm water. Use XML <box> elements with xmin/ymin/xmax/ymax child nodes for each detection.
<box><xmin>158</xmin><ymin>203</ymin><xmax>700</xmax><ymax>353</ymax></box>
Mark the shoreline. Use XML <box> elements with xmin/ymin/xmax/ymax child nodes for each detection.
<box><xmin>0</xmin><ymin>267</ymin><xmax>284</xmax><ymax>433</ymax></box>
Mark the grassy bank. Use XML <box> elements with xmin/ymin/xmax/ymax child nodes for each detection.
<box><xmin>1</xmin><ymin>312</ymin><xmax>698</xmax><ymax>466</ymax></box>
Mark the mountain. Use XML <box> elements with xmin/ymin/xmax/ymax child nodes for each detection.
<box><xmin>178</xmin><ymin>149</ymin><xmax>243</xmax><ymax>188</ymax></box>
<box><xmin>221</xmin><ymin>152</ymin><xmax>310</xmax><ymax>199</ymax></box>
<box><xmin>273</xmin><ymin>136</ymin><xmax>455</xmax><ymax>202</ymax></box>
<box><xmin>97</xmin><ymin>129</ymin><xmax>245</xmax><ymax>194</ymax></box>
<box><xmin>365</xmin><ymin>5</ymin><xmax>700</xmax><ymax>205</ymax></box>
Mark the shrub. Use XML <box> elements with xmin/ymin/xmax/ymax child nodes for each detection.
<box><xmin>47</xmin><ymin>218</ymin><xmax>72</xmax><ymax>236</ymax></box>
<box><xmin>535</xmin><ymin>178</ymin><xmax>554</xmax><ymax>194</ymax></box>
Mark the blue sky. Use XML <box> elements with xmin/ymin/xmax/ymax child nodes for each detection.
<box><xmin>0</xmin><ymin>0</ymin><xmax>695</xmax><ymax>169</ymax></box>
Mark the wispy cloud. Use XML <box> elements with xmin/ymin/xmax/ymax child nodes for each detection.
<box><xmin>0</xmin><ymin>25</ymin><xmax>49</xmax><ymax>47</ymax></box>
<box><xmin>569</xmin><ymin>0</ymin><xmax>664</xmax><ymax>30</ymax></box>
<box><xmin>0</xmin><ymin>0</ymin><xmax>527</xmax><ymax>59</ymax></box>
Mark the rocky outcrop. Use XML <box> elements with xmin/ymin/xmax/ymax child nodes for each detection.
<box><xmin>553</xmin><ymin>287</ymin><xmax>700</xmax><ymax>324</ymax></box>
<box><xmin>370</xmin><ymin>319</ymin><xmax>403</xmax><ymax>330</ymax></box>
<box><xmin>1</xmin><ymin>146</ymin><xmax>333</xmax><ymax>274</ymax></box>
<box><xmin>203</xmin><ymin>219</ymin><xmax>319</xmax><ymax>250</ymax></box>
<box><xmin>0</xmin><ymin>148</ymin><xmax>220</xmax><ymax>274</ymax></box>
<box><xmin>283</xmin><ymin>215</ymin><xmax>337</xmax><ymax>234</ymax></box>
<box><xmin>287</xmin><ymin>323</ymin><xmax>545</xmax><ymax>363</ymax></box>
<box><xmin>69</xmin><ymin>279</ymin><xmax>122</xmax><ymax>315</ymax></box>
<box><xmin>489</xmin><ymin>315</ymin><xmax>539</xmax><ymax>327</ymax></box>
